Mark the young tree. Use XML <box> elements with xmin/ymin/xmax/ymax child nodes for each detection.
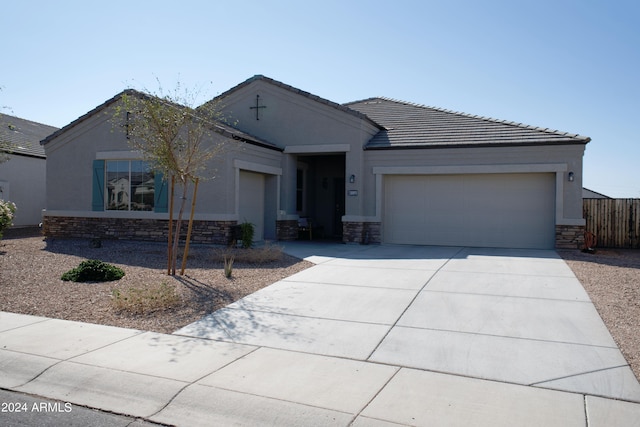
<box><xmin>114</xmin><ymin>84</ymin><xmax>228</xmax><ymax>275</ymax></box>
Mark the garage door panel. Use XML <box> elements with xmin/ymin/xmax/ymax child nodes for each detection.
<box><xmin>383</xmin><ymin>173</ymin><xmax>555</xmax><ymax>249</ymax></box>
<box><xmin>239</xmin><ymin>170</ymin><xmax>265</xmax><ymax>241</ymax></box>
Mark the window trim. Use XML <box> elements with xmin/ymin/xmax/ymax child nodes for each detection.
<box><xmin>92</xmin><ymin>160</ymin><xmax>167</xmax><ymax>213</ymax></box>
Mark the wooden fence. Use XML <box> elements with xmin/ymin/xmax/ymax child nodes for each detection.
<box><xmin>583</xmin><ymin>199</ymin><xmax>640</xmax><ymax>248</ymax></box>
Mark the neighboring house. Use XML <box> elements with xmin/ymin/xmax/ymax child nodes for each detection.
<box><xmin>41</xmin><ymin>75</ymin><xmax>590</xmax><ymax>249</ymax></box>
<box><xmin>583</xmin><ymin>188</ymin><xmax>611</xmax><ymax>199</ymax></box>
<box><xmin>0</xmin><ymin>113</ymin><xmax>58</xmax><ymax>227</ymax></box>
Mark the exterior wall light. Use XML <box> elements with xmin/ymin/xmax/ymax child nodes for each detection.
<box><xmin>568</xmin><ymin>171</ymin><xmax>574</xmax><ymax>182</ymax></box>
<box><xmin>349</xmin><ymin>174</ymin><xmax>356</xmax><ymax>183</ymax></box>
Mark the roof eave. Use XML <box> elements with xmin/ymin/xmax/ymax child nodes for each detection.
<box><xmin>0</xmin><ymin>150</ymin><xmax>46</xmax><ymax>159</ymax></box>
<box><xmin>212</xmin><ymin>124</ymin><xmax>282</xmax><ymax>152</ymax></box>
<box><xmin>364</xmin><ymin>139</ymin><xmax>590</xmax><ymax>150</ymax></box>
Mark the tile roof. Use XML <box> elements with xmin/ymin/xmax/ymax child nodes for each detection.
<box><xmin>0</xmin><ymin>113</ymin><xmax>58</xmax><ymax>158</ymax></box>
<box><xmin>345</xmin><ymin>97</ymin><xmax>590</xmax><ymax>149</ymax></box>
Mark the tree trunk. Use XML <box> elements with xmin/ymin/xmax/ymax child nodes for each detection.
<box><xmin>167</xmin><ymin>176</ymin><xmax>175</xmax><ymax>275</ymax></box>
<box><xmin>170</xmin><ymin>179</ymin><xmax>190</xmax><ymax>275</ymax></box>
<box><xmin>181</xmin><ymin>178</ymin><xmax>199</xmax><ymax>275</ymax></box>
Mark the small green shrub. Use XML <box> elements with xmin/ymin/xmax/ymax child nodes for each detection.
<box><xmin>111</xmin><ymin>282</ymin><xmax>181</xmax><ymax>315</ymax></box>
<box><xmin>240</xmin><ymin>222</ymin><xmax>254</xmax><ymax>249</ymax></box>
<box><xmin>61</xmin><ymin>259</ymin><xmax>125</xmax><ymax>282</ymax></box>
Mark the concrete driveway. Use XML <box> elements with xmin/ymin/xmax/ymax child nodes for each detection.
<box><xmin>176</xmin><ymin>242</ymin><xmax>640</xmax><ymax>401</ymax></box>
<box><xmin>5</xmin><ymin>242</ymin><xmax>640</xmax><ymax>426</ymax></box>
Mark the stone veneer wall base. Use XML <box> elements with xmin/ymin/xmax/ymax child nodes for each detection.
<box><xmin>343</xmin><ymin>222</ymin><xmax>381</xmax><ymax>245</ymax></box>
<box><xmin>42</xmin><ymin>216</ymin><xmax>237</xmax><ymax>245</ymax></box>
<box><xmin>45</xmin><ymin>216</ymin><xmax>577</xmax><ymax>249</ymax></box>
<box><xmin>276</xmin><ymin>220</ymin><xmax>299</xmax><ymax>241</ymax></box>
<box><xmin>555</xmin><ymin>224</ymin><xmax>585</xmax><ymax>249</ymax></box>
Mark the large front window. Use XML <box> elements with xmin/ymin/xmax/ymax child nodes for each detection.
<box><xmin>106</xmin><ymin>160</ymin><xmax>155</xmax><ymax>211</ymax></box>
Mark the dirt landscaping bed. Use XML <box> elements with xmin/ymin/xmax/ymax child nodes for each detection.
<box><xmin>0</xmin><ymin>232</ymin><xmax>312</xmax><ymax>334</ymax></box>
<box><xmin>558</xmin><ymin>248</ymin><xmax>640</xmax><ymax>381</ymax></box>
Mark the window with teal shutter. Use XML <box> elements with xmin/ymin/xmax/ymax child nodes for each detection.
<box><xmin>154</xmin><ymin>172</ymin><xmax>168</xmax><ymax>213</ymax></box>
<box><xmin>93</xmin><ymin>160</ymin><xmax>167</xmax><ymax>212</ymax></box>
<box><xmin>92</xmin><ymin>160</ymin><xmax>105</xmax><ymax>211</ymax></box>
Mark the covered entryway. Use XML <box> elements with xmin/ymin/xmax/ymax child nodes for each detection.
<box><xmin>296</xmin><ymin>154</ymin><xmax>345</xmax><ymax>239</ymax></box>
<box><xmin>383</xmin><ymin>173</ymin><xmax>556</xmax><ymax>249</ymax></box>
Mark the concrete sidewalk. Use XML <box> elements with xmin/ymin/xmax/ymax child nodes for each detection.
<box><xmin>2</xmin><ymin>243</ymin><xmax>640</xmax><ymax>426</ymax></box>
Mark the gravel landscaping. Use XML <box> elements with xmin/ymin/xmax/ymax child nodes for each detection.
<box><xmin>1</xmin><ymin>229</ymin><xmax>638</xmax><ymax>382</ymax></box>
<box><xmin>558</xmin><ymin>248</ymin><xmax>640</xmax><ymax>381</ymax></box>
<box><xmin>0</xmin><ymin>230</ymin><xmax>312</xmax><ymax>334</ymax></box>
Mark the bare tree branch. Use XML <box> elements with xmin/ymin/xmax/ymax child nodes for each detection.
<box><xmin>112</xmin><ymin>83</ymin><xmax>230</xmax><ymax>274</ymax></box>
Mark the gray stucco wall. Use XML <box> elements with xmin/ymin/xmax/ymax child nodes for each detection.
<box><xmin>0</xmin><ymin>154</ymin><xmax>46</xmax><ymax>226</ymax></box>
<box><xmin>44</xmin><ymin>108</ymin><xmax>128</xmax><ymax>211</ymax></box>
<box><xmin>221</xmin><ymin>80</ymin><xmax>378</xmax><ymax>150</ymax></box>
<box><xmin>42</xmin><ymin>101</ymin><xmax>284</xmax><ymax>222</ymax></box>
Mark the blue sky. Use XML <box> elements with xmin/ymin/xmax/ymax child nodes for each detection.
<box><xmin>2</xmin><ymin>0</ymin><xmax>638</xmax><ymax>197</ymax></box>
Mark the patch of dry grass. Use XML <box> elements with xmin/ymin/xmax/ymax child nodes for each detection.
<box><xmin>111</xmin><ymin>282</ymin><xmax>182</xmax><ymax>315</ymax></box>
<box><xmin>212</xmin><ymin>241</ymin><xmax>285</xmax><ymax>264</ymax></box>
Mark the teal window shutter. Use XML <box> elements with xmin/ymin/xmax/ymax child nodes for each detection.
<box><xmin>154</xmin><ymin>172</ymin><xmax>168</xmax><ymax>213</ymax></box>
<box><xmin>92</xmin><ymin>160</ymin><xmax>105</xmax><ymax>211</ymax></box>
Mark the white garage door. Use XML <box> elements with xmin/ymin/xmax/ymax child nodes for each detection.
<box><xmin>239</xmin><ymin>170</ymin><xmax>265</xmax><ymax>241</ymax></box>
<box><xmin>383</xmin><ymin>173</ymin><xmax>555</xmax><ymax>249</ymax></box>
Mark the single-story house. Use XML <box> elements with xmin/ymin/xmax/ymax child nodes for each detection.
<box><xmin>41</xmin><ymin>75</ymin><xmax>590</xmax><ymax>249</ymax></box>
<box><xmin>0</xmin><ymin>113</ymin><xmax>58</xmax><ymax>227</ymax></box>
<box><xmin>583</xmin><ymin>188</ymin><xmax>611</xmax><ymax>199</ymax></box>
